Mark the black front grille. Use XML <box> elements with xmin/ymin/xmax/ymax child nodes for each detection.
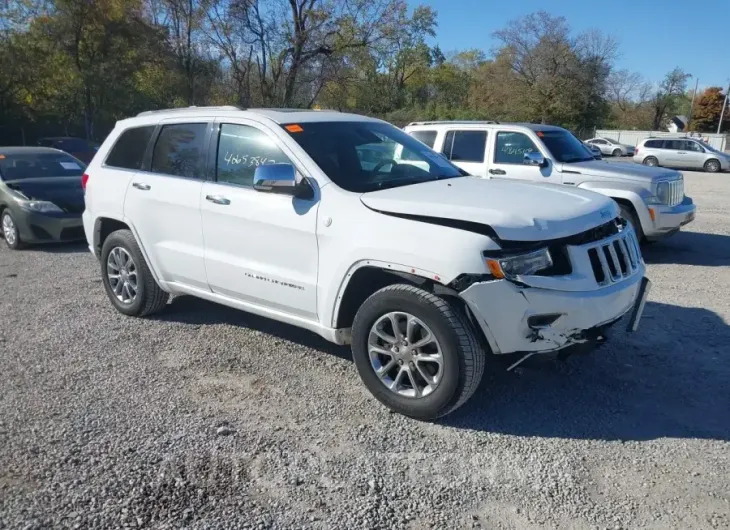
<box><xmin>61</xmin><ymin>203</ymin><xmax>85</xmax><ymax>214</ymax></box>
<box><xmin>588</xmin><ymin>248</ymin><xmax>605</xmax><ymax>283</ymax></box>
<box><xmin>562</xmin><ymin>218</ymin><xmax>622</xmax><ymax>246</ymax></box>
<box><xmin>60</xmin><ymin>226</ymin><xmax>85</xmax><ymax>240</ymax></box>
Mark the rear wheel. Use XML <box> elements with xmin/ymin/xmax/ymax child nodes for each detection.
<box><xmin>643</xmin><ymin>156</ymin><xmax>659</xmax><ymax>167</ymax></box>
<box><xmin>351</xmin><ymin>284</ymin><xmax>485</xmax><ymax>420</ymax></box>
<box><xmin>100</xmin><ymin>229</ymin><xmax>169</xmax><ymax>316</ymax></box>
<box><xmin>612</xmin><ymin>148</ymin><xmax>622</xmax><ymax>157</ymax></box>
<box><xmin>1</xmin><ymin>211</ymin><xmax>23</xmax><ymax>250</ymax></box>
<box><xmin>704</xmin><ymin>159</ymin><xmax>721</xmax><ymax>173</ymax></box>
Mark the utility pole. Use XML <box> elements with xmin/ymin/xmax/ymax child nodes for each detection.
<box><xmin>687</xmin><ymin>78</ymin><xmax>699</xmax><ymax>129</ymax></box>
<box><xmin>718</xmin><ymin>82</ymin><xmax>730</xmax><ymax>135</ymax></box>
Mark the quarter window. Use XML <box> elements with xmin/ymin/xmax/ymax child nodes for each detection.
<box><xmin>494</xmin><ymin>132</ymin><xmax>539</xmax><ymax>164</ymax></box>
<box><xmin>409</xmin><ymin>130</ymin><xmax>437</xmax><ymax>148</ymax></box>
<box><xmin>644</xmin><ymin>140</ymin><xmax>662</xmax><ymax>149</ymax></box>
<box><xmin>216</xmin><ymin>124</ymin><xmax>291</xmax><ymax>187</ymax></box>
<box><xmin>442</xmin><ymin>130</ymin><xmax>487</xmax><ymax>162</ymax></box>
<box><xmin>105</xmin><ymin>126</ymin><xmax>155</xmax><ymax>170</ymax></box>
<box><xmin>151</xmin><ymin>123</ymin><xmax>208</xmax><ymax>178</ymax></box>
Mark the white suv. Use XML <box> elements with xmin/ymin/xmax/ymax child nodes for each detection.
<box><xmin>404</xmin><ymin>121</ymin><xmax>696</xmax><ymax>242</ymax></box>
<box><xmin>82</xmin><ymin>107</ymin><xmax>650</xmax><ymax>419</ymax></box>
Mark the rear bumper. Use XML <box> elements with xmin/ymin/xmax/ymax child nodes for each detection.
<box><xmin>15</xmin><ymin>210</ymin><xmax>85</xmax><ymax>243</ymax></box>
<box><xmin>460</xmin><ymin>273</ymin><xmax>645</xmax><ymax>355</ymax></box>
<box><xmin>644</xmin><ymin>197</ymin><xmax>696</xmax><ymax>240</ymax></box>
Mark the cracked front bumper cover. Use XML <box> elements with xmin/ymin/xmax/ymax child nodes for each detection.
<box><xmin>459</xmin><ymin>274</ymin><xmax>646</xmax><ymax>354</ymax></box>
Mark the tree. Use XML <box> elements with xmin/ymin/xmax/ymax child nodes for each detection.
<box><xmin>689</xmin><ymin>86</ymin><xmax>729</xmax><ymax>132</ymax></box>
<box><xmin>650</xmin><ymin>67</ymin><xmax>691</xmax><ymax>130</ymax></box>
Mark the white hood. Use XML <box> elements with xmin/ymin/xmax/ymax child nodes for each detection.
<box><xmin>360</xmin><ymin>177</ymin><xmax>618</xmax><ymax>242</ymax></box>
<box><xmin>560</xmin><ymin>160</ymin><xmax>681</xmax><ymax>183</ymax></box>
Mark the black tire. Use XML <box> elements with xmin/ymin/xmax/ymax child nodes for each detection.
<box><xmin>100</xmin><ymin>229</ymin><xmax>169</xmax><ymax>317</ymax></box>
<box><xmin>1</xmin><ymin>210</ymin><xmax>23</xmax><ymax>250</ymax></box>
<box><xmin>351</xmin><ymin>284</ymin><xmax>485</xmax><ymax>420</ymax></box>
<box><xmin>704</xmin><ymin>159</ymin><xmax>721</xmax><ymax>173</ymax></box>
<box><xmin>619</xmin><ymin>204</ymin><xmax>645</xmax><ymax>243</ymax></box>
<box><xmin>643</xmin><ymin>156</ymin><xmax>659</xmax><ymax>167</ymax></box>
<box><xmin>612</xmin><ymin>148</ymin><xmax>622</xmax><ymax>157</ymax></box>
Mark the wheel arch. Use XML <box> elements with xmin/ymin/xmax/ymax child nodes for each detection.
<box><xmin>94</xmin><ymin>216</ymin><xmax>130</xmax><ymax>258</ymax></box>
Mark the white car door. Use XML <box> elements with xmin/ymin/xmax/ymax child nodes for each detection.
<box><xmin>200</xmin><ymin>120</ymin><xmax>319</xmax><ymax>320</ymax></box>
<box><xmin>122</xmin><ymin>119</ymin><xmax>211</xmax><ymax>290</ymax></box>
<box><xmin>487</xmin><ymin>129</ymin><xmax>562</xmax><ymax>185</ymax></box>
<box><xmin>439</xmin><ymin>129</ymin><xmax>488</xmax><ymax>177</ymax></box>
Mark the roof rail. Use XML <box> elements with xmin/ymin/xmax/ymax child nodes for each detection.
<box><xmin>136</xmin><ymin>105</ymin><xmax>243</xmax><ymax>117</ymax></box>
<box><xmin>406</xmin><ymin>120</ymin><xmax>499</xmax><ymax>126</ymax></box>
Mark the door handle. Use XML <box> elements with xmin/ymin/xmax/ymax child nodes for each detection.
<box><xmin>489</xmin><ymin>169</ymin><xmax>506</xmax><ymax>175</ymax></box>
<box><xmin>206</xmin><ymin>195</ymin><xmax>231</xmax><ymax>205</ymax></box>
<box><xmin>132</xmin><ymin>182</ymin><xmax>151</xmax><ymax>190</ymax></box>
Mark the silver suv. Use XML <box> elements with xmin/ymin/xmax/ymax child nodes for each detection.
<box><xmin>634</xmin><ymin>137</ymin><xmax>730</xmax><ymax>173</ymax></box>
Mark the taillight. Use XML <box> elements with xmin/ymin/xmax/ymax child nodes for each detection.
<box><xmin>81</xmin><ymin>173</ymin><xmax>89</xmax><ymax>189</ymax></box>
<box><xmin>635</xmin><ymin>148</ymin><xmax>639</xmax><ymax>155</ymax></box>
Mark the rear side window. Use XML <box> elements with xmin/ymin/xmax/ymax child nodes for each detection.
<box><xmin>151</xmin><ymin>123</ymin><xmax>207</xmax><ymax>178</ymax></box>
<box><xmin>106</xmin><ymin>126</ymin><xmax>155</xmax><ymax>170</ymax></box>
<box><xmin>664</xmin><ymin>140</ymin><xmax>684</xmax><ymax>151</ymax></box>
<box><xmin>644</xmin><ymin>139</ymin><xmax>663</xmax><ymax>148</ymax></box>
<box><xmin>216</xmin><ymin>124</ymin><xmax>291</xmax><ymax>187</ymax></box>
<box><xmin>409</xmin><ymin>130</ymin><xmax>437</xmax><ymax>148</ymax></box>
<box><xmin>442</xmin><ymin>130</ymin><xmax>487</xmax><ymax>162</ymax></box>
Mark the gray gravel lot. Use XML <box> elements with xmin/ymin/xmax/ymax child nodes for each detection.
<box><xmin>1</xmin><ymin>169</ymin><xmax>729</xmax><ymax>530</ymax></box>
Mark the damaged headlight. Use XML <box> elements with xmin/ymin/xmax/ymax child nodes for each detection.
<box><xmin>485</xmin><ymin>248</ymin><xmax>553</xmax><ymax>279</ymax></box>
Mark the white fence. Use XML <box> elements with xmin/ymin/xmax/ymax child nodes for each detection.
<box><xmin>595</xmin><ymin>130</ymin><xmax>729</xmax><ymax>152</ymax></box>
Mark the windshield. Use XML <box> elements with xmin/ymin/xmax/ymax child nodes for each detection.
<box><xmin>0</xmin><ymin>152</ymin><xmax>86</xmax><ymax>181</ymax></box>
<box><xmin>539</xmin><ymin>130</ymin><xmax>596</xmax><ymax>163</ymax></box>
<box><xmin>283</xmin><ymin>121</ymin><xmax>466</xmax><ymax>192</ymax></box>
<box><xmin>694</xmin><ymin>139</ymin><xmax>722</xmax><ymax>153</ymax></box>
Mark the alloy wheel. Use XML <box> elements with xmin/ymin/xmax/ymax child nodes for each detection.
<box><xmin>107</xmin><ymin>247</ymin><xmax>138</xmax><ymax>304</ymax></box>
<box><xmin>368</xmin><ymin>312</ymin><xmax>443</xmax><ymax>398</ymax></box>
<box><xmin>706</xmin><ymin>160</ymin><xmax>720</xmax><ymax>173</ymax></box>
<box><xmin>2</xmin><ymin>214</ymin><xmax>16</xmax><ymax>246</ymax></box>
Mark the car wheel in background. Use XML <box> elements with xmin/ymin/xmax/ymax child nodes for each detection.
<box><xmin>612</xmin><ymin>148</ymin><xmax>622</xmax><ymax>157</ymax></box>
<box><xmin>100</xmin><ymin>229</ymin><xmax>169</xmax><ymax>317</ymax></box>
<box><xmin>351</xmin><ymin>284</ymin><xmax>485</xmax><ymax>420</ymax></box>
<box><xmin>1</xmin><ymin>211</ymin><xmax>23</xmax><ymax>250</ymax></box>
<box><xmin>619</xmin><ymin>204</ymin><xmax>645</xmax><ymax>244</ymax></box>
<box><xmin>704</xmin><ymin>159</ymin><xmax>721</xmax><ymax>173</ymax></box>
<box><xmin>643</xmin><ymin>156</ymin><xmax>659</xmax><ymax>167</ymax></box>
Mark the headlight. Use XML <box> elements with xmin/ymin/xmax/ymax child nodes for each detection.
<box><xmin>485</xmin><ymin>248</ymin><xmax>553</xmax><ymax>279</ymax></box>
<box><xmin>20</xmin><ymin>200</ymin><xmax>63</xmax><ymax>213</ymax></box>
<box><xmin>655</xmin><ymin>181</ymin><xmax>670</xmax><ymax>204</ymax></box>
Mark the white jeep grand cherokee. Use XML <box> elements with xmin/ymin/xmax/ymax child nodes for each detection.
<box><xmin>82</xmin><ymin>107</ymin><xmax>650</xmax><ymax>419</ymax></box>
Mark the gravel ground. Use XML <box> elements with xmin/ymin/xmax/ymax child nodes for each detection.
<box><xmin>1</xmin><ymin>170</ymin><xmax>729</xmax><ymax>530</ymax></box>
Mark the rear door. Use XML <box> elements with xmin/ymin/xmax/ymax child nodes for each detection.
<box><xmin>123</xmin><ymin>119</ymin><xmax>211</xmax><ymax>290</ymax></box>
<box><xmin>200</xmin><ymin>119</ymin><xmax>319</xmax><ymax>319</ymax></box>
<box><xmin>487</xmin><ymin>129</ymin><xmax>562</xmax><ymax>184</ymax></box>
<box><xmin>663</xmin><ymin>140</ymin><xmax>685</xmax><ymax>167</ymax></box>
<box><xmin>439</xmin><ymin>129</ymin><xmax>488</xmax><ymax>177</ymax></box>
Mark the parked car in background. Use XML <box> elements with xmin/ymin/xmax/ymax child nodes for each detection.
<box><xmin>0</xmin><ymin>147</ymin><xmax>87</xmax><ymax>249</ymax></box>
<box><xmin>403</xmin><ymin>121</ymin><xmax>695</xmax><ymax>243</ymax></box>
<box><xmin>634</xmin><ymin>137</ymin><xmax>730</xmax><ymax>173</ymax></box>
<box><xmin>585</xmin><ymin>137</ymin><xmax>636</xmax><ymax>157</ymax></box>
<box><xmin>82</xmin><ymin>106</ymin><xmax>650</xmax><ymax>419</ymax></box>
<box><xmin>582</xmin><ymin>141</ymin><xmax>602</xmax><ymax>159</ymax></box>
<box><xmin>38</xmin><ymin>137</ymin><xmax>98</xmax><ymax>164</ymax></box>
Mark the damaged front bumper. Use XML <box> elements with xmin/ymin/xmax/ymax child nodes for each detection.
<box><xmin>459</xmin><ymin>273</ymin><xmax>649</xmax><ymax>355</ymax></box>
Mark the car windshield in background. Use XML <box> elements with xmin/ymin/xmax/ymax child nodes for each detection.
<box><xmin>539</xmin><ymin>130</ymin><xmax>596</xmax><ymax>163</ymax></box>
<box><xmin>283</xmin><ymin>121</ymin><xmax>465</xmax><ymax>193</ymax></box>
<box><xmin>0</xmin><ymin>153</ymin><xmax>86</xmax><ymax>181</ymax></box>
<box><xmin>695</xmin><ymin>140</ymin><xmax>722</xmax><ymax>153</ymax></box>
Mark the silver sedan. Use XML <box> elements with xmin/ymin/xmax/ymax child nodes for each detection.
<box><xmin>585</xmin><ymin>137</ymin><xmax>636</xmax><ymax>157</ymax></box>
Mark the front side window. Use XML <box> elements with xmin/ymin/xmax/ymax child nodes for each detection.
<box><xmin>283</xmin><ymin>121</ymin><xmax>465</xmax><ymax>193</ymax></box>
<box><xmin>151</xmin><ymin>123</ymin><xmax>207</xmax><ymax>178</ymax></box>
<box><xmin>442</xmin><ymin>130</ymin><xmax>487</xmax><ymax>162</ymax></box>
<box><xmin>494</xmin><ymin>132</ymin><xmax>539</xmax><ymax>164</ymax></box>
<box><xmin>0</xmin><ymin>152</ymin><xmax>86</xmax><ymax>181</ymax></box>
<box><xmin>216</xmin><ymin>124</ymin><xmax>291</xmax><ymax>187</ymax></box>
<box><xmin>685</xmin><ymin>141</ymin><xmax>704</xmax><ymax>152</ymax></box>
<box><xmin>106</xmin><ymin>126</ymin><xmax>155</xmax><ymax>170</ymax></box>
<box><xmin>538</xmin><ymin>130</ymin><xmax>595</xmax><ymax>163</ymax></box>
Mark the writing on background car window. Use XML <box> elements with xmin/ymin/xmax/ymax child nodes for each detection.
<box><xmin>222</xmin><ymin>152</ymin><xmax>277</xmax><ymax>167</ymax></box>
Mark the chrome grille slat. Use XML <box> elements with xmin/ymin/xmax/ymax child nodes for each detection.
<box><xmin>607</xmin><ymin>244</ymin><xmax>622</xmax><ymax>279</ymax></box>
<box><xmin>583</xmin><ymin>227</ymin><xmax>640</xmax><ymax>286</ymax></box>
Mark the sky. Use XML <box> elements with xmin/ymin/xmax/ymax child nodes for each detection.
<box><xmin>410</xmin><ymin>0</ymin><xmax>730</xmax><ymax>90</ymax></box>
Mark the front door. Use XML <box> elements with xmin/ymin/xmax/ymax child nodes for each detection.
<box><xmin>122</xmin><ymin>119</ymin><xmax>210</xmax><ymax>290</ymax></box>
<box><xmin>200</xmin><ymin>121</ymin><xmax>319</xmax><ymax>319</ymax></box>
<box><xmin>487</xmin><ymin>130</ymin><xmax>562</xmax><ymax>185</ymax></box>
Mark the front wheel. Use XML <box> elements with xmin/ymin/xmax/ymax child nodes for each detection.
<box><xmin>619</xmin><ymin>204</ymin><xmax>645</xmax><ymax>243</ymax></box>
<box><xmin>1</xmin><ymin>211</ymin><xmax>23</xmax><ymax>250</ymax></box>
<box><xmin>351</xmin><ymin>284</ymin><xmax>485</xmax><ymax>420</ymax></box>
<box><xmin>612</xmin><ymin>148</ymin><xmax>622</xmax><ymax>157</ymax></box>
<box><xmin>704</xmin><ymin>159</ymin><xmax>721</xmax><ymax>173</ymax></box>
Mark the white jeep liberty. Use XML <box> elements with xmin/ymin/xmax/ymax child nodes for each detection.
<box><xmin>82</xmin><ymin>107</ymin><xmax>650</xmax><ymax>419</ymax></box>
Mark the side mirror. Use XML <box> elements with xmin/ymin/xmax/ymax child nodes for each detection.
<box><xmin>253</xmin><ymin>163</ymin><xmax>297</xmax><ymax>193</ymax></box>
<box><xmin>523</xmin><ymin>151</ymin><xmax>547</xmax><ymax>167</ymax></box>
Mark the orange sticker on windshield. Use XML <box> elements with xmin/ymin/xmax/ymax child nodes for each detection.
<box><xmin>536</xmin><ymin>131</ymin><xmax>545</xmax><ymax>137</ymax></box>
<box><xmin>285</xmin><ymin>124</ymin><xmax>304</xmax><ymax>133</ymax></box>
<box><xmin>0</xmin><ymin>155</ymin><xmax>5</xmax><ymax>159</ymax></box>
